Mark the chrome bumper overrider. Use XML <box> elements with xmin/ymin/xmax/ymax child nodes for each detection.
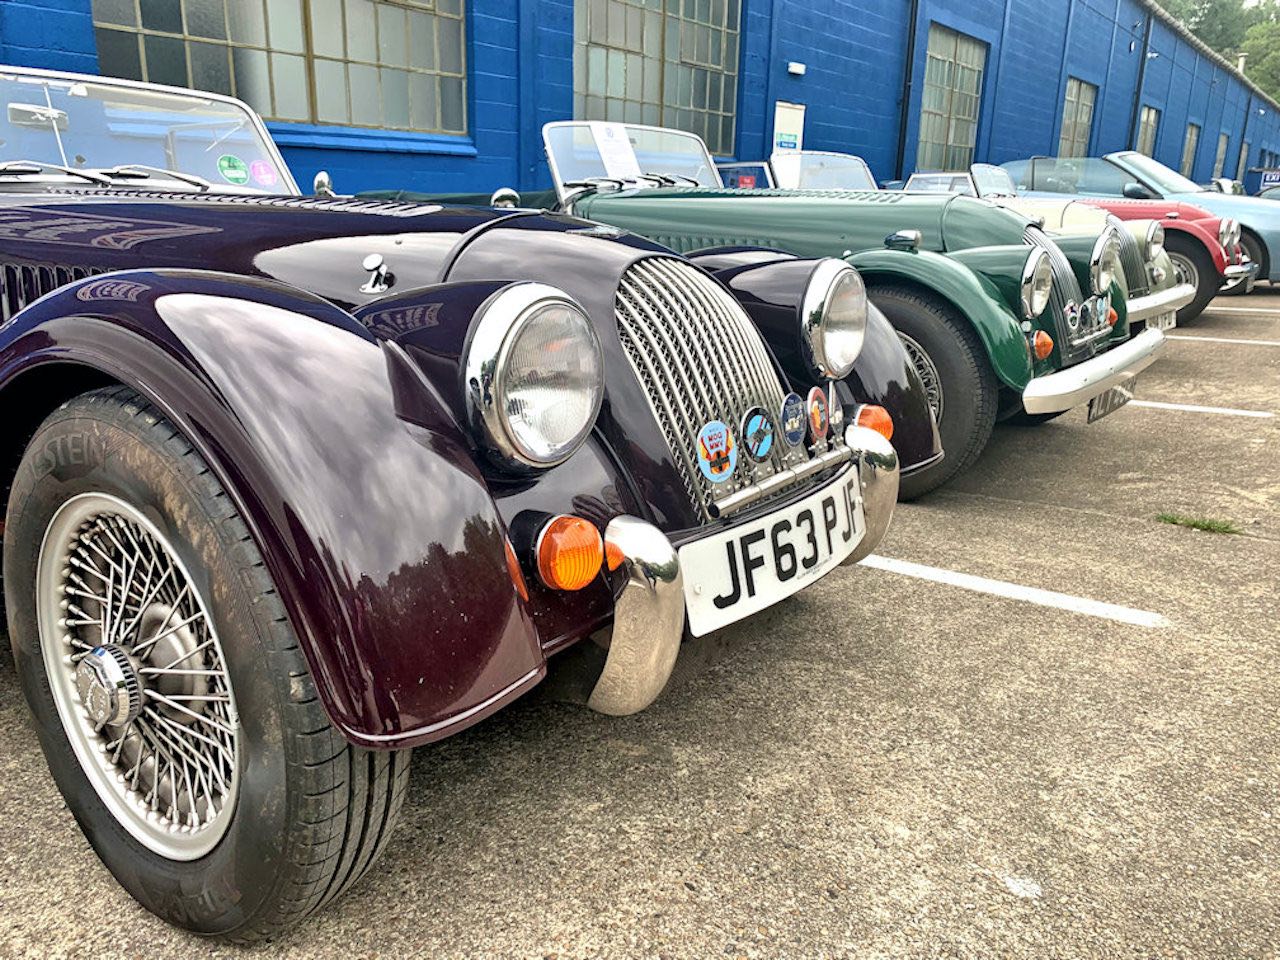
<box><xmin>1126</xmin><ymin>282</ymin><xmax>1196</xmax><ymax>322</ymax></box>
<box><xmin>1224</xmin><ymin>261</ymin><xmax>1260</xmax><ymax>281</ymax></box>
<box><xmin>585</xmin><ymin>427</ymin><xmax>900</xmax><ymax>716</ymax></box>
<box><xmin>1022</xmin><ymin>327</ymin><xmax>1167</xmax><ymax>414</ymax></box>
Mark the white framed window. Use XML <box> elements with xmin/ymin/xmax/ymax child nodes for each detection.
<box><xmin>92</xmin><ymin>0</ymin><xmax>467</xmax><ymax>134</ymax></box>
<box><xmin>1213</xmin><ymin>132</ymin><xmax>1230</xmax><ymax>178</ymax></box>
<box><xmin>916</xmin><ymin>23</ymin><xmax>987</xmax><ymax>171</ymax></box>
<box><xmin>1180</xmin><ymin>122</ymin><xmax>1200</xmax><ymax>177</ymax></box>
<box><xmin>1238</xmin><ymin>141</ymin><xmax>1251</xmax><ymax>179</ymax></box>
<box><xmin>1058</xmin><ymin>77</ymin><xmax>1096</xmax><ymax>158</ymax></box>
<box><xmin>574</xmin><ymin>0</ymin><xmax>742</xmax><ymax>157</ymax></box>
<box><xmin>1136</xmin><ymin>105</ymin><xmax>1160</xmax><ymax>156</ymax></box>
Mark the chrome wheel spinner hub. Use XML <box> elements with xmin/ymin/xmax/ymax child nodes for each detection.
<box><xmin>74</xmin><ymin>644</ymin><xmax>142</xmax><ymax>728</ymax></box>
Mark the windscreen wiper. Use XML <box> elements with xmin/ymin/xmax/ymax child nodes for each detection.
<box><xmin>98</xmin><ymin>165</ymin><xmax>212</xmax><ymax>192</ymax></box>
<box><xmin>0</xmin><ymin>161</ymin><xmax>112</xmax><ymax>185</ymax></box>
<box><xmin>641</xmin><ymin>171</ymin><xmax>698</xmax><ymax>186</ymax></box>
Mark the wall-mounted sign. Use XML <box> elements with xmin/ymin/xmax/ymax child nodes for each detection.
<box><xmin>1261</xmin><ymin>169</ymin><xmax>1280</xmax><ymax>189</ymax></box>
<box><xmin>773</xmin><ymin>101</ymin><xmax>805</xmax><ymax>152</ymax></box>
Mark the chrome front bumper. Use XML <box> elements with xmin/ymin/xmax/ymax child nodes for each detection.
<box><xmin>1126</xmin><ymin>282</ymin><xmax>1196</xmax><ymax>322</ymax></box>
<box><xmin>1022</xmin><ymin>327</ymin><xmax>1167</xmax><ymax>414</ymax></box>
<box><xmin>585</xmin><ymin>427</ymin><xmax>899</xmax><ymax>716</ymax></box>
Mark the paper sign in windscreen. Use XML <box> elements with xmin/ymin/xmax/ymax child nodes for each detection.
<box><xmin>590</xmin><ymin>122</ymin><xmax>642</xmax><ymax>181</ymax></box>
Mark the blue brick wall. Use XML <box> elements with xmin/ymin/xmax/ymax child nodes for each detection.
<box><xmin>2</xmin><ymin>0</ymin><xmax>1280</xmax><ymax>193</ymax></box>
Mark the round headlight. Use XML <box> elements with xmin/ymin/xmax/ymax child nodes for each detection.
<box><xmin>1146</xmin><ymin>221</ymin><xmax>1165</xmax><ymax>261</ymax></box>
<box><xmin>1090</xmin><ymin>230</ymin><xmax>1122</xmax><ymax>295</ymax></box>
<box><xmin>465</xmin><ymin>283</ymin><xmax>603</xmax><ymax>469</ymax></box>
<box><xmin>801</xmin><ymin>260</ymin><xmax>867</xmax><ymax>380</ymax></box>
<box><xmin>1021</xmin><ymin>249</ymin><xmax>1053</xmax><ymax>319</ymax></box>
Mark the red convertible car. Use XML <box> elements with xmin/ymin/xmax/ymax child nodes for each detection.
<box><xmin>1079</xmin><ymin>198</ymin><xmax>1256</xmax><ymax>322</ymax></box>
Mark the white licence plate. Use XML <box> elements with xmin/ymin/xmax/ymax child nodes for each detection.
<box><xmin>679</xmin><ymin>470</ymin><xmax>864</xmax><ymax>637</ymax></box>
<box><xmin>1149</xmin><ymin>311</ymin><xmax>1176</xmax><ymax>331</ymax></box>
<box><xmin>1087</xmin><ymin>375</ymin><xmax>1137</xmax><ymax>424</ymax></box>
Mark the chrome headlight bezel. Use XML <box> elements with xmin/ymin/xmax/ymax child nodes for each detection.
<box><xmin>1020</xmin><ymin>248</ymin><xmax>1053</xmax><ymax>319</ymax></box>
<box><xmin>800</xmin><ymin>259</ymin><xmax>868</xmax><ymax>380</ymax></box>
<box><xmin>1146</xmin><ymin>221</ymin><xmax>1165</xmax><ymax>261</ymax></box>
<box><xmin>1090</xmin><ymin>229</ymin><xmax>1122</xmax><ymax>295</ymax></box>
<box><xmin>464</xmin><ymin>282</ymin><xmax>604</xmax><ymax>470</ymax></box>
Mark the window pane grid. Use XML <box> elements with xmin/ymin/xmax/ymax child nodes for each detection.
<box><xmin>1058</xmin><ymin>76</ymin><xmax>1096</xmax><ymax>158</ymax></box>
<box><xmin>92</xmin><ymin>0</ymin><xmax>466</xmax><ymax>134</ymax></box>
<box><xmin>1137</xmin><ymin>105</ymin><xmax>1160</xmax><ymax>156</ymax></box>
<box><xmin>916</xmin><ymin>24</ymin><xmax>986</xmax><ymax>171</ymax></box>
<box><xmin>1180</xmin><ymin>122</ymin><xmax>1200</xmax><ymax>177</ymax></box>
<box><xmin>574</xmin><ymin>0</ymin><xmax>741</xmax><ymax>156</ymax></box>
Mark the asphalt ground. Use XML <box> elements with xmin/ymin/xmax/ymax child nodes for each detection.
<box><xmin>2</xmin><ymin>289</ymin><xmax>1277</xmax><ymax>959</ymax></box>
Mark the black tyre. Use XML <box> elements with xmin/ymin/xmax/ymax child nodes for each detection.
<box><xmin>1003</xmin><ymin>409</ymin><xmax>1068</xmax><ymax>426</ymax></box>
<box><xmin>1165</xmin><ymin>233</ymin><xmax>1217</xmax><ymax>323</ymax></box>
<box><xmin>871</xmin><ymin>286</ymin><xmax>997</xmax><ymax>499</ymax></box>
<box><xmin>1221</xmin><ymin>232</ymin><xmax>1265</xmax><ymax>296</ymax></box>
<box><xmin>5</xmin><ymin>386</ymin><xmax>409</xmax><ymax>942</ymax></box>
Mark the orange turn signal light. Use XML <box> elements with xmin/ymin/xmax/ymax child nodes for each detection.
<box><xmin>537</xmin><ymin>515</ymin><xmax>604</xmax><ymax>591</ymax></box>
<box><xmin>1107</xmin><ymin>307</ymin><xmax>1119</xmax><ymax>327</ymax></box>
<box><xmin>854</xmin><ymin>404</ymin><xmax>894</xmax><ymax>441</ymax></box>
<box><xmin>1032</xmin><ymin>330</ymin><xmax>1054</xmax><ymax>360</ymax></box>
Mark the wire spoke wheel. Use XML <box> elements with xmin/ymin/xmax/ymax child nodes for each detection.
<box><xmin>898</xmin><ymin>331</ymin><xmax>944</xmax><ymax>423</ymax></box>
<box><xmin>1169</xmin><ymin>250</ymin><xmax>1200</xmax><ymax>292</ymax></box>
<box><xmin>37</xmin><ymin>491</ymin><xmax>239</xmax><ymax>861</ymax></box>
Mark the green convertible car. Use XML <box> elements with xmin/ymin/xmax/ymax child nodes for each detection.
<box><xmin>364</xmin><ymin>121</ymin><xmax>1167</xmax><ymax>498</ymax></box>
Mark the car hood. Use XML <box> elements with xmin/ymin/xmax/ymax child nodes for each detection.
<box><xmin>577</xmin><ymin>186</ymin><xmax>1034</xmax><ymax>256</ymax></box>
<box><xmin>1079</xmin><ymin>197</ymin><xmax>1214</xmax><ymax>222</ymax></box>
<box><xmin>1165</xmin><ymin>190</ymin><xmax>1280</xmax><ymax>224</ymax></box>
<box><xmin>999</xmin><ymin>197</ymin><xmax>1108</xmax><ymax>233</ymax></box>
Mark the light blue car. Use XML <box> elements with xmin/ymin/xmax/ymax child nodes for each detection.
<box><xmin>1004</xmin><ymin>152</ymin><xmax>1278</xmax><ymax>294</ymax></box>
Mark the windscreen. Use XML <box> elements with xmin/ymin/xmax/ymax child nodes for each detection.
<box><xmin>0</xmin><ymin>70</ymin><xmax>291</xmax><ymax>192</ymax></box>
<box><xmin>773</xmin><ymin>152</ymin><xmax>877</xmax><ymax>190</ymax></box>
<box><xmin>905</xmin><ymin>172</ymin><xmax>977</xmax><ymax>196</ymax></box>
<box><xmin>1114</xmin><ymin>153</ymin><xmax>1205</xmax><ymax>194</ymax></box>
<box><xmin>544</xmin><ymin>122</ymin><xmax>722</xmax><ymax>188</ymax></box>
<box><xmin>971</xmin><ymin>163</ymin><xmax>1017</xmax><ymax>197</ymax></box>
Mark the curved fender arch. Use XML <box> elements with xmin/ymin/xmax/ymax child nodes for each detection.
<box><xmin>847</xmin><ymin>248</ymin><xmax>1034</xmax><ymax>391</ymax></box>
<box><xmin>1164</xmin><ymin>220</ymin><xmax>1229</xmax><ymax>274</ymax></box>
<box><xmin>0</xmin><ymin>269</ymin><xmax>544</xmax><ymax>749</ymax></box>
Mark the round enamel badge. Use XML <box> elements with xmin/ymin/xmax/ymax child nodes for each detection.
<box><xmin>779</xmin><ymin>393</ymin><xmax>806</xmax><ymax>447</ymax></box>
<box><xmin>740</xmin><ymin>407</ymin><xmax>775</xmax><ymax>463</ymax></box>
<box><xmin>696</xmin><ymin>420</ymin><xmax>737</xmax><ymax>483</ymax></box>
<box><xmin>806</xmin><ymin>385</ymin><xmax>829</xmax><ymax>442</ymax></box>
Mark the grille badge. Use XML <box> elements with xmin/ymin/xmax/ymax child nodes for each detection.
<box><xmin>741</xmin><ymin>407</ymin><xmax>776</xmax><ymax>463</ymax></box>
<box><xmin>696</xmin><ymin>420</ymin><xmax>738</xmax><ymax>483</ymax></box>
<box><xmin>780</xmin><ymin>393</ymin><xmax>806</xmax><ymax>446</ymax></box>
<box><xmin>806</xmin><ymin>386</ymin><xmax>829</xmax><ymax>442</ymax></box>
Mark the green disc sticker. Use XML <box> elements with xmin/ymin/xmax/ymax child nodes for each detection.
<box><xmin>217</xmin><ymin>154</ymin><xmax>249</xmax><ymax>184</ymax></box>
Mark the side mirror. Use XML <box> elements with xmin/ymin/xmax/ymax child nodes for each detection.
<box><xmin>1122</xmin><ymin>182</ymin><xmax>1154</xmax><ymax>200</ymax></box>
<box><xmin>884</xmin><ymin>229</ymin><xmax>922</xmax><ymax>252</ymax></box>
<box><xmin>313</xmin><ymin>170</ymin><xmax>336</xmax><ymax>197</ymax></box>
<box><xmin>490</xmin><ymin>187</ymin><xmax>520</xmax><ymax>209</ymax></box>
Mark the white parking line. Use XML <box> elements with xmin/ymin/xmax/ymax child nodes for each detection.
<box><xmin>1130</xmin><ymin>399</ymin><xmax>1275</xmax><ymax>418</ymax></box>
<box><xmin>860</xmin><ymin>555</ymin><xmax>1172</xmax><ymax>628</ymax></box>
<box><xmin>1168</xmin><ymin>334</ymin><xmax>1280</xmax><ymax>347</ymax></box>
<box><xmin>1203</xmin><ymin>306</ymin><xmax>1280</xmax><ymax>316</ymax></box>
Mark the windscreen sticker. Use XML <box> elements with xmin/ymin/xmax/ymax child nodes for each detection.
<box><xmin>217</xmin><ymin>154</ymin><xmax>250</xmax><ymax>185</ymax></box>
<box><xmin>589</xmin><ymin>122</ymin><xmax>642</xmax><ymax>181</ymax></box>
<box><xmin>249</xmin><ymin>159</ymin><xmax>278</xmax><ymax>187</ymax></box>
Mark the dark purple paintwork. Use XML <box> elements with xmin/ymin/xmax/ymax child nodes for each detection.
<box><xmin>0</xmin><ymin>187</ymin><xmax>940</xmax><ymax>749</ymax></box>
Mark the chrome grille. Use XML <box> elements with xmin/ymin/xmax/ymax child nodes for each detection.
<box><xmin>1023</xmin><ymin>226</ymin><xmax>1109</xmax><ymax>355</ymax></box>
<box><xmin>1108</xmin><ymin>214</ymin><xmax>1149</xmax><ymax>298</ymax></box>
<box><xmin>615</xmin><ymin>256</ymin><xmax>817</xmax><ymax>522</ymax></box>
<box><xmin>1</xmin><ymin>262</ymin><xmax>100</xmax><ymax>322</ymax></box>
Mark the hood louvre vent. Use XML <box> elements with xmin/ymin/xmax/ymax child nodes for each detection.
<box><xmin>1</xmin><ymin>263</ymin><xmax>101</xmax><ymax>323</ymax></box>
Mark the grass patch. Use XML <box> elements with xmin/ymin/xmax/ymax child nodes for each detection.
<box><xmin>1156</xmin><ymin>512</ymin><xmax>1243</xmax><ymax>535</ymax></box>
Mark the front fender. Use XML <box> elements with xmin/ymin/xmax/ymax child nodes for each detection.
<box><xmin>0</xmin><ymin>270</ymin><xmax>544</xmax><ymax>749</ymax></box>
<box><xmin>848</xmin><ymin>248</ymin><xmax>1033</xmax><ymax>391</ymax></box>
<box><xmin>1166</xmin><ymin>220</ymin><xmax>1228</xmax><ymax>274</ymax></box>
